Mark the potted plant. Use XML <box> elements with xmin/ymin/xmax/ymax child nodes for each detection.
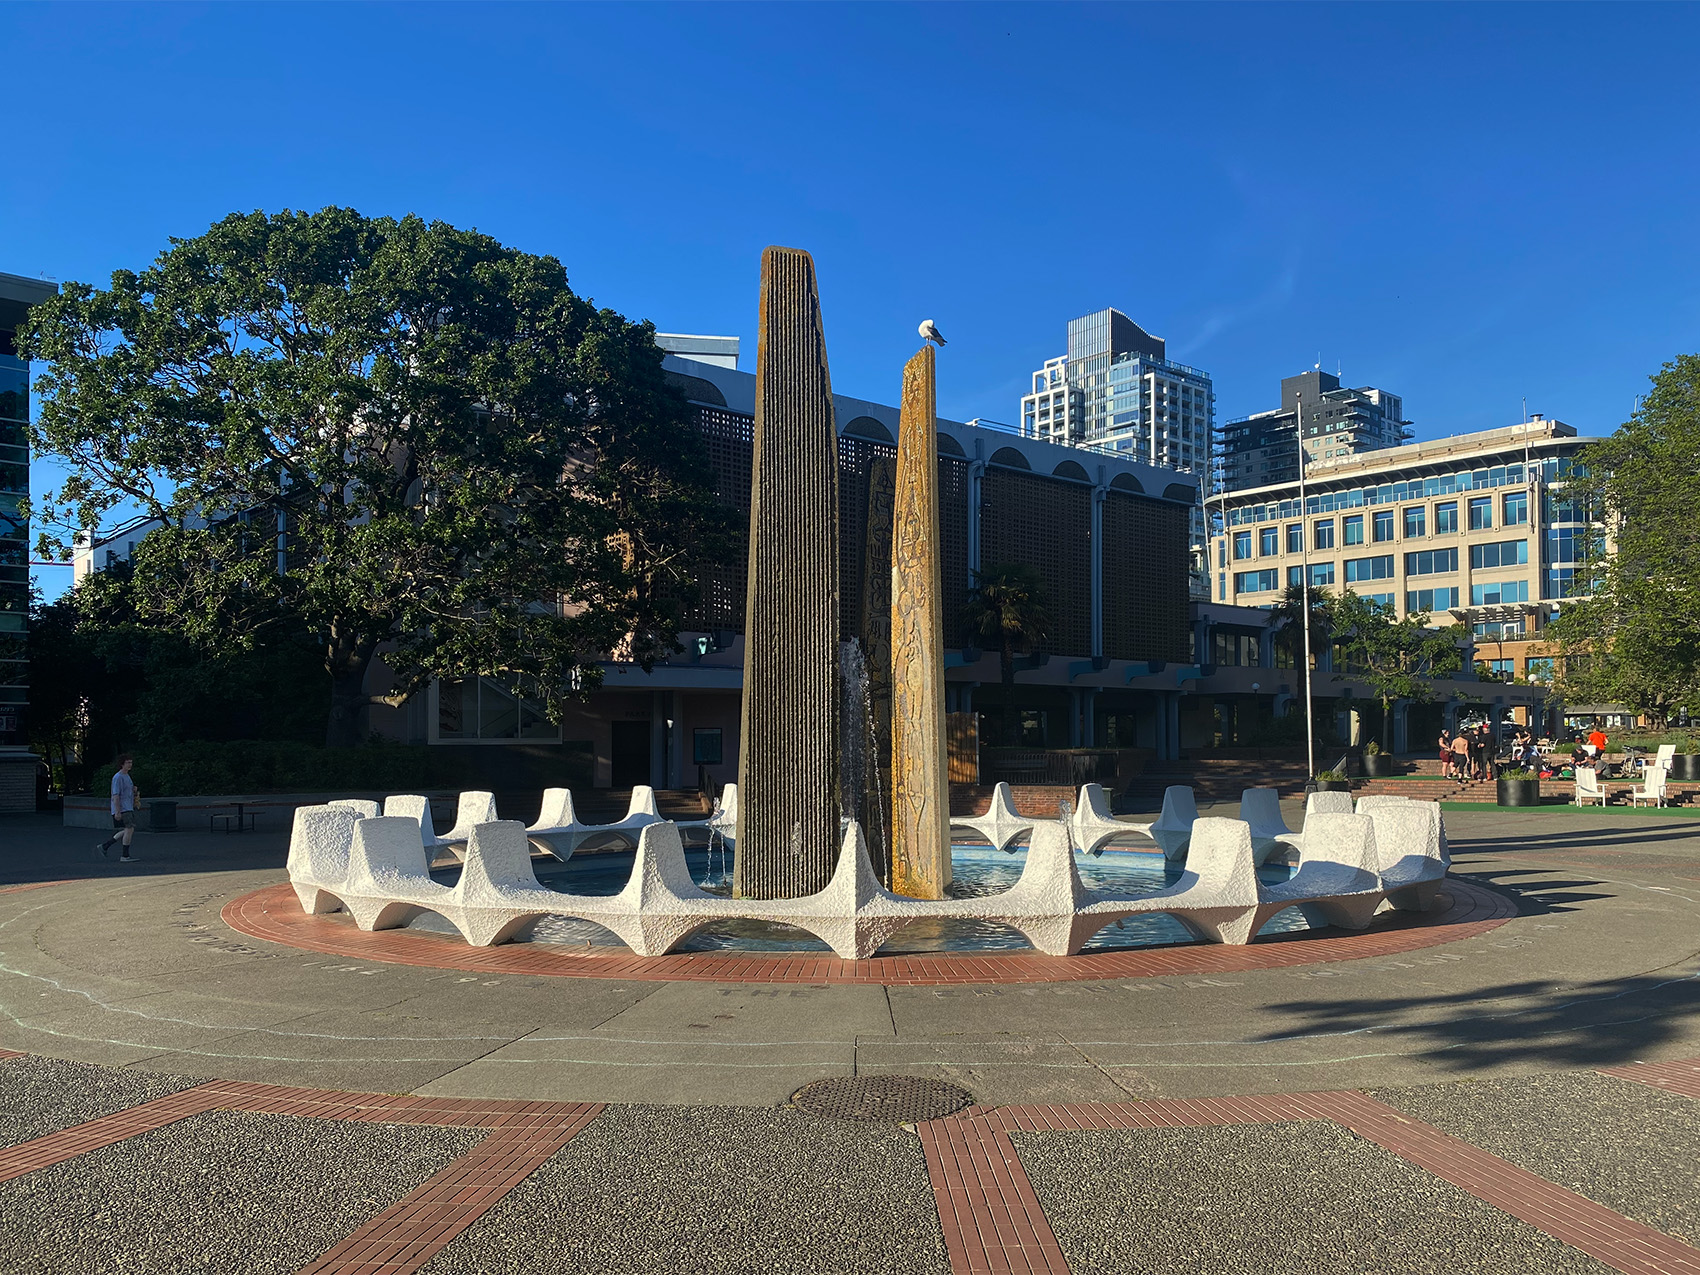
<box><xmin>1362</xmin><ymin>740</ymin><xmax>1393</xmax><ymax>778</ymax></box>
<box><xmin>1315</xmin><ymin>769</ymin><xmax>1351</xmax><ymax>793</ymax></box>
<box><xmin>1672</xmin><ymin>738</ymin><xmax>1700</xmax><ymax>782</ymax></box>
<box><xmin>1497</xmin><ymin>767</ymin><xmax>1542</xmax><ymax>807</ymax></box>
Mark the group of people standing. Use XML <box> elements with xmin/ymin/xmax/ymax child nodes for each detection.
<box><xmin>1439</xmin><ymin>723</ymin><xmax>1498</xmax><ymax>780</ymax></box>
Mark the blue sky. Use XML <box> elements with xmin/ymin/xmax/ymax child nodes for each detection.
<box><xmin>6</xmin><ymin>2</ymin><xmax>1698</xmax><ymax>596</ymax></box>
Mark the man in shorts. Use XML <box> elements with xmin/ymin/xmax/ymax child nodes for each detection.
<box><xmin>95</xmin><ymin>755</ymin><xmax>140</xmax><ymax>863</ymax></box>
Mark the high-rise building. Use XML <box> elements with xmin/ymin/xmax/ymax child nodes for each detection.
<box><xmin>0</xmin><ymin>271</ymin><xmax>57</xmax><ymax>810</ymax></box>
<box><xmin>1019</xmin><ymin>308</ymin><xmax>1214</xmax><ymax>474</ymax></box>
<box><xmin>1218</xmin><ymin>369</ymin><xmax>1411</xmax><ymax>493</ymax></box>
<box><xmin>1019</xmin><ymin>308</ymin><xmax>1214</xmax><ymax>594</ymax></box>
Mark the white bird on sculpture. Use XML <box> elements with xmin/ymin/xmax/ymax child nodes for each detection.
<box><xmin>918</xmin><ymin>319</ymin><xmax>947</xmax><ymax>347</ymax></box>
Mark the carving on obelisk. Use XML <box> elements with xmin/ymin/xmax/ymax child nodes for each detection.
<box><xmin>889</xmin><ymin>345</ymin><xmax>951</xmax><ymax>898</ymax></box>
<box><xmin>733</xmin><ymin>247</ymin><xmax>842</xmax><ymax>899</ymax></box>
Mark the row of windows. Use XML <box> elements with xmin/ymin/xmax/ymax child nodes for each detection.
<box><xmin>1225</xmin><ymin>460</ymin><xmax>1583</xmax><ymax>525</ymax></box>
<box><xmin>1229</xmin><ymin>494</ymin><xmax>1532</xmax><ymax>561</ymax></box>
<box><xmin>1406</xmin><ymin>548</ymin><xmax>1458</xmax><ymax>576</ymax></box>
<box><xmin>1471</xmin><ymin>579</ymin><xmax>1530</xmax><ymax>605</ymax></box>
<box><xmin>1470</xmin><ymin>539</ymin><xmax>1529</xmax><ymax>569</ymax></box>
<box><xmin>1344</xmin><ymin>554</ymin><xmax>1395</xmax><ymax>582</ymax></box>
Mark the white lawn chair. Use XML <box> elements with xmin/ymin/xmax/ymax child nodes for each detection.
<box><xmin>1240</xmin><ymin>787</ymin><xmax>1300</xmax><ymax>866</ymax></box>
<box><xmin>676</xmin><ymin>783</ymin><xmax>740</xmax><ymax>846</ymax></box>
<box><xmin>1629</xmin><ymin>768</ymin><xmax>1668</xmax><ymax>809</ymax></box>
<box><xmin>1070</xmin><ymin>783</ymin><xmax>1129</xmax><ymax>855</ymax></box>
<box><xmin>950</xmin><ymin>781</ymin><xmax>1035</xmax><ymax>852</ymax></box>
<box><xmin>328</xmin><ymin>798</ymin><xmax>380</xmax><ymax>819</ymax></box>
<box><xmin>1305</xmin><ymin>790</ymin><xmax>1355</xmax><ymax>817</ymax></box>
<box><xmin>572</xmin><ymin>785</ymin><xmax>665</xmax><ymax>850</ymax></box>
<box><xmin>1573</xmin><ymin>767</ymin><xmax>1608</xmax><ymax>807</ymax></box>
<box><xmin>1247</xmin><ymin>812</ymin><xmax>1385</xmax><ymax>934</ymax></box>
<box><xmin>1125</xmin><ymin>785</ymin><xmax>1197</xmax><ymax>861</ymax></box>
<box><xmin>525</xmin><ymin>787</ymin><xmax>587</xmax><ymax>860</ymax></box>
<box><xmin>438</xmin><ymin>791</ymin><xmax>499</xmax><ymax>846</ymax></box>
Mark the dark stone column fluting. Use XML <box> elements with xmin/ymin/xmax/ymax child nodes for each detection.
<box><xmin>732</xmin><ymin>247</ymin><xmax>842</xmax><ymax>899</ymax></box>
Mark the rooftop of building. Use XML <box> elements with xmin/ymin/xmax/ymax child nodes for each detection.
<box><xmin>1217</xmin><ymin>417</ymin><xmax>1590</xmax><ymax>501</ymax></box>
<box><xmin>0</xmin><ymin>271</ymin><xmax>57</xmax><ymax>333</ymax></box>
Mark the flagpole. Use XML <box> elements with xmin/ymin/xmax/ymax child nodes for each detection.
<box><xmin>1298</xmin><ymin>392</ymin><xmax>1316</xmax><ymax>782</ymax></box>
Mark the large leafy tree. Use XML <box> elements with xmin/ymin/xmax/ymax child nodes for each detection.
<box><xmin>1330</xmin><ymin>591</ymin><xmax>1464</xmax><ymax>748</ymax></box>
<box><xmin>1540</xmin><ymin>354</ymin><xmax>1700</xmax><ymax>725</ymax></box>
<box><xmin>961</xmin><ymin>563</ymin><xmax>1052</xmax><ymax>745</ymax></box>
<box><xmin>23</xmin><ymin>208</ymin><xmax>729</xmax><ymax>746</ymax></box>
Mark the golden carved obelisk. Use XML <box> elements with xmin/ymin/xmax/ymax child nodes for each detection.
<box><xmin>889</xmin><ymin>345</ymin><xmax>950</xmax><ymax>898</ymax></box>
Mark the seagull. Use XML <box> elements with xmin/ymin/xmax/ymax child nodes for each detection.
<box><xmin>918</xmin><ymin>319</ymin><xmax>947</xmax><ymax>347</ymax></box>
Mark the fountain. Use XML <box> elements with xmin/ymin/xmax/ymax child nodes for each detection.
<box><xmin>282</xmin><ymin>245</ymin><xmax>1454</xmax><ymax>960</ymax></box>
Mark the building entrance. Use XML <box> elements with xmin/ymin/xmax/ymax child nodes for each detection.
<box><xmin>610</xmin><ymin>721</ymin><xmax>651</xmax><ymax>789</ymax></box>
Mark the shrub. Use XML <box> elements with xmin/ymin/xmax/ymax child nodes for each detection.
<box><xmin>90</xmin><ymin>741</ymin><xmax>463</xmax><ymax>797</ymax></box>
<box><xmin>1499</xmin><ymin>768</ymin><xmax>1538</xmax><ymax>781</ymax></box>
<box><xmin>1316</xmin><ymin>769</ymin><xmax>1347</xmax><ymax>782</ymax></box>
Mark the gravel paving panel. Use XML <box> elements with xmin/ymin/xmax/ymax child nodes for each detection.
<box><xmin>1014</xmin><ymin>1120</ymin><xmax>1614</xmax><ymax>1275</ymax></box>
<box><xmin>421</xmin><ymin>1104</ymin><xmax>949</xmax><ymax>1275</ymax></box>
<box><xmin>0</xmin><ymin>1055</ymin><xmax>202</xmax><ymax>1148</ymax></box>
<box><xmin>0</xmin><ymin>1110</ymin><xmax>479</xmax><ymax>1275</ymax></box>
<box><xmin>1372</xmin><ymin>1070</ymin><xmax>1700</xmax><ymax>1245</ymax></box>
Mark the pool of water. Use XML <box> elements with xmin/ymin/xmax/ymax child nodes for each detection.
<box><xmin>405</xmin><ymin>841</ymin><xmax>1312</xmax><ymax>955</ymax></box>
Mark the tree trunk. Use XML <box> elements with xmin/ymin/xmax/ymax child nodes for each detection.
<box><xmin>325</xmin><ymin>633</ymin><xmax>377</xmax><ymax>749</ymax></box>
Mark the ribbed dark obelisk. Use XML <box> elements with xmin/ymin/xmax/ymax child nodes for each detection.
<box><xmin>732</xmin><ymin>247</ymin><xmax>842</xmax><ymax>899</ymax></box>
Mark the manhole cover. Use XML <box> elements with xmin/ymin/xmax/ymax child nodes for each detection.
<box><xmin>792</xmin><ymin>1075</ymin><xmax>974</xmax><ymax>1123</ymax></box>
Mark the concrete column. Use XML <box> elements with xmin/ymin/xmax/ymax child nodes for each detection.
<box><xmin>1090</xmin><ymin>477</ymin><xmax>1105</xmax><ymax>658</ymax></box>
<box><xmin>1083</xmin><ymin>688</ymin><xmax>1099</xmax><ymax>747</ymax></box>
<box><xmin>649</xmin><ymin>691</ymin><xmax>667</xmax><ymax>790</ymax></box>
<box><xmin>1068</xmin><ymin>689</ymin><xmax>1083</xmax><ymax>747</ymax></box>
<box><xmin>1166</xmin><ymin>691</ymin><xmax>1181</xmax><ymax>761</ymax></box>
<box><xmin>668</xmin><ymin>695</ymin><xmax>686</xmax><ymax>790</ymax></box>
<box><xmin>1392</xmin><ymin>700</ymin><xmax>1410</xmax><ymax>754</ymax></box>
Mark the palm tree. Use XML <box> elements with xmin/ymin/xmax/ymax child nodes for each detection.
<box><xmin>1270</xmin><ymin>582</ymin><xmax>1334</xmax><ymax>673</ymax></box>
<box><xmin>962</xmin><ymin>564</ymin><xmax>1052</xmax><ymax>744</ymax></box>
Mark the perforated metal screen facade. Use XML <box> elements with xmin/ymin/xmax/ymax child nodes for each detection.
<box><xmin>684</xmin><ymin>404</ymin><xmax>967</xmax><ymax>643</ymax></box>
<box><xmin>1103</xmin><ymin>489</ymin><xmax>1191</xmax><ymax>661</ymax></box>
<box><xmin>979</xmin><ymin>467</ymin><xmax>1093</xmax><ymax>656</ymax></box>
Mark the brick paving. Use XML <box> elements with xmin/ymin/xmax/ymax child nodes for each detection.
<box><xmin>1</xmin><ymin>1053</ymin><xmax>1698</xmax><ymax>1273</ymax></box>
<box><xmin>221</xmin><ymin>877</ymin><xmax>1512</xmax><ymax>986</ymax></box>
<box><xmin>920</xmin><ymin>1082</ymin><xmax>1700</xmax><ymax>1275</ymax></box>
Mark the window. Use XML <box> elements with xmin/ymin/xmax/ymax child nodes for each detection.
<box><xmin>1234</xmin><ymin>568</ymin><xmax>1279</xmax><ymax>594</ymax></box>
<box><xmin>1406</xmin><ymin>587</ymin><xmax>1460</xmax><ymax>612</ymax></box>
<box><xmin>1435</xmin><ymin>501</ymin><xmax>1458</xmax><ymax>534</ymax></box>
<box><xmin>1217</xmin><ymin>540</ymin><xmax>1226</xmax><ymax>567</ymax></box>
<box><xmin>1470</xmin><ymin>579</ymin><xmax>1530</xmax><ymax>605</ymax></box>
<box><xmin>1545</xmin><ymin>568</ymin><xmax>1584</xmax><ymax>599</ymax></box>
<box><xmin>1259</xmin><ymin>527</ymin><xmax>1279</xmax><ymax>556</ymax></box>
<box><xmin>1502</xmin><ymin>491</ymin><xmax>1528</xmax><ymax>525</ymax></box>
<box><xmin>1287</xmin><ymin>565</ymin><xmax>1303</xmax><ymax>587</ymax></box>
<box><xmin>1286</xmin><ymin>523</ymin><xmax>1303</xmax><ymax>553</ymax></box>
<box><xmin>1314</xmin><ymin>519</ymin><xmax>1334</xmax><ymax>550</ymax></box>
<box><xmin>1526</xmin><ymin>657</ymin><xmax>1554</xmax><ymax>683</ymax></box>
<box><xmin>1477</xmin><ymin>658</ymin><xmax>1515</xmax><ymax>680</ymax></box>
<box><xmin>1234</xmin><ymin>531</ymin><xmax>1252</xmax><ymax>560</ymax></box>
<box><xmin>1544</xmin><ymin>527</ymin><xmax>1591</xmax><ymax>564</ymax></box>
<box><xmin>1212</xmin><ymin>630</ymin><xmax>1262</xmax><ymax>667</ymax></box>
<box><xmin>1343</xmin><ymin>514</ymin><xmax>1364</xmax><ymax>545</ymax></box>
<box><xmin>1403</xmin><ymin>506</ymin><xmax>1426</xmax><ymax>537</ymax></box>
<box><xmin>1363</xmin><ymin>592</ymin><xmax>1395</xmax><ymax>607</ymax></box>
<box><xmin>1474</xmin><ymin>619</ymin><xmax>1526</xmax><ymax>638</ymax></box>
<box><xmin>1309</xmin><ymin>562</ymin><xmax>1335</xmax><ymax>587</ymax></box>
<box><xmin>437</xmin><ymin>678</ymin><xmax>559</xmax><ymax>741</ymax></box>
<box><xmin>1373</xmin><ymin>510</ymin><xmax>1394</xmax><ymax>542</ymax></box>
<box><xmin>1345</xmin><ymin>554</ymin><xmax>1395</xmax><ymax>582</ymax></box>
<box><xmin>1405</xmin><ymin>547</ymin><xmax>1458</xmax><ymax>576</ymax></box>
<box><xmin>1468</xmin><ymin>496</ymin><xmax>1492</xmax><ymax>530</ymax></box>
<box><xmin>1470</xmin><ymin>539</ymin><xmax>1529</xmax><ymax>569</ymax></box>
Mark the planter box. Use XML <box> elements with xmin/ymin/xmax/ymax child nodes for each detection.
<box><xmin>1497</xmin><ymin>777</ymin><xmax>1542</xmax><ymax>807</ymax></box>
<box><xmin>1316</xmin><ymin>779</ymin><xmax>1352</xmax><ymax>793</ymax></box>
<box><xmin>1363</xmin><ymin>753</ymin><xmax>1393</xmax><ymax>778</ymax></box>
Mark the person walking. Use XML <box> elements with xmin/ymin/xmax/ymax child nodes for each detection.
<box><xmin>95</xmin><ymin>755</ymin><xmax>140</xmax><ymax>863</ymax></box>
<box><xmin>1450</xmin><ymin>730</ymin><xmax>1471</xmax><ymax>781</ymax></box>
<box><xmin>1439</xmin><ymin>729</ymin><xmax>1454</xmax><ymax>780</ymax></box>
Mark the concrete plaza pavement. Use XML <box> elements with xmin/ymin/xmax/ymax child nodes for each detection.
<box><xmin>0</xmin><ymin>802</ymin><xmax>1696</xmax><ymax>1273</ymax></box>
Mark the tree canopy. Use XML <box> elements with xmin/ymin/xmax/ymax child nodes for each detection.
<box><xmin>23</xmin><ymin>208</ymin><xmax>731</xmax><ymax>745</ymax></box>
<box><xmin>1540</xmin><ymin>354</ymin><xmax>1700</xmax><ymax>724</ymax></box>
<box><xmin>1330</xmin><ymin>591</ymin><xmax>1464</xmax><ymax>748</ymax></box>
<box><xmin>961</xmin><ymin>563</ymin><xmax>1051</xmax><ymax>744</ymax></box>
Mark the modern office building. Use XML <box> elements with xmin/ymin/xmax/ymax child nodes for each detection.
<box><xmin>0</xmin><ymin>271</ymin><xmax>56</xmax><ymax>810</ymax></box>
<box><xmin>1208</xmin><ymin>416</ymin><xmax>1596</xmax><ymax>719</ymax></box>
<box><xmin>1219</xmin><ymin>369</ymin><xmax>1412</xmax><ymax>493</ymax></box>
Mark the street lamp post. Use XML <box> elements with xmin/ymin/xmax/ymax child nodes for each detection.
<box><xmin>1297</xmin><ymin>408</ymin><xmax>1317</xmax><ymax>782</ymax></box>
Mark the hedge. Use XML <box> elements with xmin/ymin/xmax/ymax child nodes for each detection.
<box><xmin>90</xmin><ymin>741</ymin><xmax>463</xmax><ymax>798</ymax></box>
